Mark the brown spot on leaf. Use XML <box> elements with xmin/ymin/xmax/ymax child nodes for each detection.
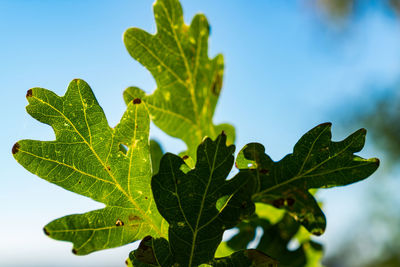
<box><xmin>43</xmin><ymin>228</ymin><xmax>50</xmax><ymax>236</ymax></box>
<box><xmin>125</xmin><ymin>259</ymin><xmax>129</xmax><ymax>266</ymax></box>
<box><xmin>286</xmin><ymin>198</ymin><xmax>295</xmax><ymax>206</ymax></box>
<box><xmin>272</xmin><ymin>198</ymin><xmax>284</xmax><ymax>208</ymax></box>
<box><xmin>12</xmin><ymin>143</ymin><xmax>20</xmax><ymax>154</ymax></box>
<box><xmin>211</xmin><ymin>74</ymin><xmax>223</xmax><ymax>96</ymax></box>
<box><xmin>375</xmin><ymin>158</ymin><xmax>380</xmax><ymax>166</ymax></box>
<box><xmin>107</xmin><ymin>166</ymin><xmax>111</xmax><ymax>171</ymax></box>
<box><xmin>133</xmin><ymin>98</ymin><xmax>142</xmax><ymax>104</ymax></box>
<box><xmin>129</xmin><ymin>215</ymin><xmax>141</xmax><ymax>221</ymax></box>
<box><xmin>182</xmin><ymin>155</ymin><xmax>189</xmax><ymax>160</ymax></box>
<box><xmin>26</xmin><ymin>89</ymin><xmax>33</xmax><ymax>98</ymax></box>
<box><xmin>144</xmin><ymin>196</ymin><xmax>148</xmax><ymax>200</ymax></box>
<box><xmin>115</xmin><ymin>219</ymin><xmax>124</xmax><ymax>226</ymax></box>
<box><xmin>72</xmin><ymin>248</ymin><xmax>78</xmax><ymax>255</ymax></box>
<box><xmin>317</xmin><ymin>122</ymin><xmax>332</xmax><ymax>128</ymax></box>
<box><xmin>78</xmin><ymin>181</ymin><xmax>82</xmax><ymax>184</ymax></box>
<box><xmin>221</xmin><ymin>130</ymin><xmax>226</xmax><ymax>136</ymax></box>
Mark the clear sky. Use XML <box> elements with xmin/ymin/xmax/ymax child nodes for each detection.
<box><xmin>1</xmin><ymin>0</ymin><xmax>400</xmax><ymax>266</ymax></box>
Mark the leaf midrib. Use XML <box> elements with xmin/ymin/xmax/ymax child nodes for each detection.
<box><xmin>159</xmin><ymin>2</ymin><xmax>204</xmax><ymax>140</ymax></box>
<box><xmin>188</xmin><ymin>137</ymin><xmax>221</xmax><ymax>267</ymax></box>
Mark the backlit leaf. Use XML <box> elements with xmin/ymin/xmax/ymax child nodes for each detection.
<box><xmin>13</xmin><ymin>79</ymin><xmax>167</xmax><ymax>255</ymax></box>
<box><xmin>123</xmin><ymin>0</ymin><xmax>235</xmax><ymax>159</ymax></box>
<box><xmin>236</xmin><ymin>122</ymin><xmax>379</xmax><ymax>234</ymax></box>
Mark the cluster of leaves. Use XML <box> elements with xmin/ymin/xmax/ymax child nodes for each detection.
<box><xmin>13</xmin><ymin>0</ymin><xmax>379</xmax><ymax>266</ymax></box>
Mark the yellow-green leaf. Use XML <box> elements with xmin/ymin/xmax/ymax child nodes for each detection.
<box><xmin>13</xmin><ymin>79</ymin><xmax>167</xmax><ymax>255</ymax></box>
<box><xmin>123</xmin><ymin>0</ymin><xmax>235</xmax><ymax>159</ymax></box>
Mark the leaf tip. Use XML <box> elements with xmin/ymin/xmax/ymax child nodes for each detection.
<box><xmin>360</xmin><ymin>128</ymin><xmax>367</xmax><ymax>135</ymax></box>
<box><xmin>318</xmin><ymin>122</ymin><xmax>332</xmax><ymax>128</ymax></box>
<box><xmin>373</xmin><ymin>158</ymin><xmax>380</xmax><ymax>166</ymax></box>
<box><xmin>132</xmin><ymin>98</ymin><xmax>142</xmax><ymax>104</ymax></box>
<box><xmin>12</xmin><ymin>142</ymin><xmax>20</xmax><ymax>155</ymax></box>
<box><xmin>43</xmin><ymin>227</ymin><xmax>50</xmax><ymax>236</ymax></box>
<box><xmin>26</xmin><ymin>89</ymin><xmax>33</xmax><ymax>98</ymax></box>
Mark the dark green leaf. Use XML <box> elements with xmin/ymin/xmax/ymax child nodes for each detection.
<box><xmin>133</xmin><ymin>134</ymin><xmax>256</xmax><ymax>266</ymax></box>
<box><xmin>130</xmin><ymin>238</ymin><xmax>278</xmax><ymax>267</ymax></box>
<box><xmin>225</xmin><ymin>203</ymin><xmax>324</xmax><ymax>267</ymax></box>
<box><xmin>130</xmin><ymin>236</ymin><xmax>173</xmax><ymax>267</ymax></box>
<box><xmin>153</xmin><ymin>134</ymin><xmax>253</xmax><ymax>266</ymax></box>
<box><xmin>13</xmin><ymin>79</ymin><xmax>167</xmax><ymax>254</ymax></box>
<box><xmin>237</xmin><ymin>123</ymin><xmax>379</xmax><ymax>234</ymax></box>
<box><xmin>212</xmin><ymin>250</ymin><xmax>278</xmax><ymax>267</ymax></box>
<box><xmin>123</xmin><ymin>0</ymin><xmax>235</xmax><ymax>159</ymax></box>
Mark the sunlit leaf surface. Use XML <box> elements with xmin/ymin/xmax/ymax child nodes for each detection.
<box><xmin>13</xmin><ymin>79</ymin><xmax>167</xmax><ymax>254</ymax></box>
<box><xmin>123</xmin><ymin>0</ymin><xmax>235</xmax><ymax>159</ymax></box>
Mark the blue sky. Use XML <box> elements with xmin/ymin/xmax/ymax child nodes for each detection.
<box><xmin>1</xmin><ymin>0</ymin><xmax>400</xmax><ymax>266</ymax></box>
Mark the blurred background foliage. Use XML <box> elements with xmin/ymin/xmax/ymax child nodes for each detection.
<box><xmin>311</xmin><ymin>0</ymin><xmax>400</xmax><ymax>266</ymax></box>
<box><xmin>315</xmin><ymin>0</ymin><xmax>400</xmax><ymax>20</ymax></box>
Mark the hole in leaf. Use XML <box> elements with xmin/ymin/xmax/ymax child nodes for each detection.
<box><xmin>248</xmin><ymin>226</ymin><xmax>263</xmax><ymax>249</ymax></box>
<box><xmin>216</xmin><ymin>195</ymin><xmax>230</xmax><ymax>211</ymax></box>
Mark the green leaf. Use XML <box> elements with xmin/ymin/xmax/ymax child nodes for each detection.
<box><xmin>130</xmin><ymin>236</ymin><xmax>174</xmax><ymax>267</ymax></box>
<box><xmin>133</xmin><ymin>134</ymin><xmax>256</xmax><ymax>266</ymax></box>
<box><xmin>295</xmin><ymin>227</ymin><xmax>324</xmax><ymax>267</ymax></box>
<box><xmin>123</xmin><ymin>0</ymin><xmax>235</xmax><ymax>159</ymax></box>
<box><xmin>227</xmin><ymin>213</ymin><xmax>321</xmax><ymax>267</ymax></box>
<box><xmin>237</xmin><ymin>122</ymin><xmax>379</xmax><ymax>234</ymax></box>
<box><xmin>130</xmin><ymin>237</ymin><xmax>277</xmax><ymax>267</ymax></box>
<box><xmin>221</xmin><ymin>204</ymin><xmax>323</xmax><ymax>267</ymax></box>
<box><xmin>12</xmin><ymin>79</ymin><xmax>167</xmax><ymax>255</ymax></box>
<box><xmin>211</xmin><ymin>250</ymin><xmax>278</xmax><ymax>267</ymax></box>
<box><xmin>150</xmin><ymin>139</ymin><xmax>164</xmax><ymax>174</ymax></box>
